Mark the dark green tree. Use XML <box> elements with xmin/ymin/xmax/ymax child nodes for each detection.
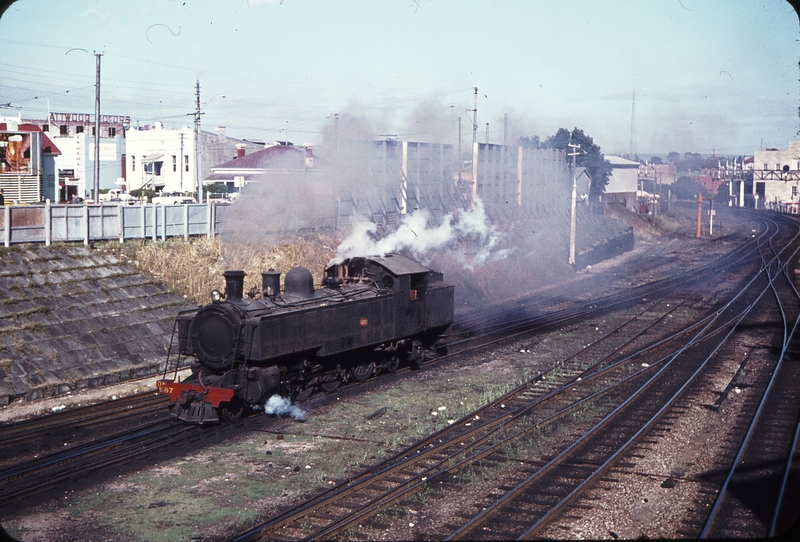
<box><xmin>519</xmin><ymin>135</ymin><xmax>542</xmax><ymax>149</ymax></box>
<box><xmin>674</xmin><ymin>176</ymin><xmax>705</xmax><ymax>200</ymax></box>
<box><xmin>542</xmin><ymin>127</ymin><xmax>611</xmax><ymax>200</ymax></box>
<box><xmin>205</xmin><ymin>182</ymin><xmax>229</xmax><ymax>196</ymax></box>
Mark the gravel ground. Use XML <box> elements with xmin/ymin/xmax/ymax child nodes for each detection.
<box><xmin>540</xmin><ymin>337</ymin><xmax>756</xmax><ymax>540</ymax></box>
<box><xmin>1</xmin><ymin>205</ymin><xmax>765</xmax><ymax>541</ymax></box>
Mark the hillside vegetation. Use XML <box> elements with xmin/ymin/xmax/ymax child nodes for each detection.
<box><xmin>115</xmin><ymin>232</ymin><xmax>339</xmax><ymax>304</ymax></box>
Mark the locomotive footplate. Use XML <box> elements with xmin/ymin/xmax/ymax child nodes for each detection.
<box><xmin>156</xmin><ymin>380</ymin><xmax>235</xmax><ymax>424</ymax></box>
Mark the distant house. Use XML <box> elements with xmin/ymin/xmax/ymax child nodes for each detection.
<box><xmin>603</xmin><ymin>155</ymin><xmax>640</xmax><ymax>211</ymax></box>
<box><xmin>204</xmin><ymin>142</ymin><xmax>316</xmax><ymax>194</ymax></box>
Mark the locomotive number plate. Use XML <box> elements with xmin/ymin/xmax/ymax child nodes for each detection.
<box><xmin>360</xmin><ymin>317</ymin><xmax>369</xmax><ymax>327</ymax></box>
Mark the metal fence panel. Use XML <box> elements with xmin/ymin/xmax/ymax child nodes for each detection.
<box><xmin>89</xmin><ymin>205</ymin><xmax>121</xmax><ymax>241</ymax></box>
<box><xmin>164</xmin><ymin>205</ymin><xmax>183</xmax><ymax>238</ymax></box>
<box><xmin>50</xmin><ymin>205</ymin><xmax>88</xmax><ymax>242</ymax></box>
<box><xmin>2</xmin><ymin>203</ymin><xmax>212</xmax><ymax>246</ymax></box>
<box><xmin>9</xmin><ymin>206</ymin><xmax>46</xmax><ymax>243</ymax></box>
<box><xmin>122</xmin><ymin>205</ymin><xmax>145</xmax><ymax>239</ymax></box>
<box><xmin>188</xmin><ymin>204</ymin><xmax>209</xmax><ymax>236</ymax></box>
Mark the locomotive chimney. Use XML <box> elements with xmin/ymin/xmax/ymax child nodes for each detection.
<box><xmin>223</xmin><ymin>270</ymin><xmax>246</xmax><ymax>301</ymax></box>
<box><xmin>262</xmin><ymin>269</ymin><xmax>281</xmax><ymax>297</ymax></box>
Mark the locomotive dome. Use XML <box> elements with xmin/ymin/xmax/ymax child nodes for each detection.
<box><xmin>284</xmin><ymin>266</ymin><xmax>314</xmax><ymax>299</ymax></box>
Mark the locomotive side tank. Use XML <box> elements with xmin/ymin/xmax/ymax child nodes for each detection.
<box><xmin>157</xmin><ymin>253</ymin><xmax>454</xmax><ymax>423</ymax></box>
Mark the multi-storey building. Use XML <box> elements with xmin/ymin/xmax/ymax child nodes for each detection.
<box><xmin>8</xmin><ymin>112</ymin><xmax>265</xmax><ymax>202</ymax></box>
<box><xmin>752</xmin><ymin>141</ymin><xmax>800</xmax><ymax>208</ymax></box>
<box><xmin>46</xmin><ymin>112</ymin><xmax>128</xmax><ymax>201</ymax></box>
<box><xmin>125</xmin><ymin>123</ymin><xmax>263</xmax><ymax>196</ymax></box>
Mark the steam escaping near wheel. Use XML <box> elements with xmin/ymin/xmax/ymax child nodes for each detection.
<box><xmin>264</xmin><ymin>395</ymin><xmax>307</xmax><ymax>421</ymax></box>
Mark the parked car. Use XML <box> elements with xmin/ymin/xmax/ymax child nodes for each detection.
<box><xmin>99</xmin><ymin>189</ymin><xmax>136</xmax><ymax>204</ymax></box>
<box><xmin>206</xmin><ymin>193</ymin><xmax>229</xmax><ymax>204</ymax></box>
<box><xmin>153</xmin><ymin>192</ymin><xmax>196</xmax><ymax>205</ymax></box>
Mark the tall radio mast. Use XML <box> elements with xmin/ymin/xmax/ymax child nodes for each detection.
<box><xmin>629</xmin><ymin>86</ymin><xmax>637</xmax><ymax>160</ymax></box>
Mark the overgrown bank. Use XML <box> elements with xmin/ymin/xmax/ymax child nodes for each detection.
<box><xmin>115</xmin><ymin>231</ymin><xmax>340</xmax><ymax>304</ymax></box>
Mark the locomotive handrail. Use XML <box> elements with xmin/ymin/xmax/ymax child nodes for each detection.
<box><xmin>161</xmin><ymin>319</ymin><xmax>184</xmax><ymax>382</ymax></box>
<box><xmin>160</xmin><ymin>307</ymin><xmax>200</xmax><ymax>381</ymax></box>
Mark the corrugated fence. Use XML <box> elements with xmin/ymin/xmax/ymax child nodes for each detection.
<box><xmin>0</xmin><ymin>203</ymin><xmax>217</xmax><ymax>246</ymax></box>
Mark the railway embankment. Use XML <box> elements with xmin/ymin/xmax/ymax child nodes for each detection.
<box><xmin>0</xmin><ymin>245</ymin><xmax>193</xmax><ymax>407</ymax></box>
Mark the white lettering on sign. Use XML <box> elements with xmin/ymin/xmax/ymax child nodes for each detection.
<box><xmin>50</xmin><ymin>112</ymin><xmax>131</xmax><ymax>125</ymax></box>
<box><xmin>74</xmin><ymin>134</ymin><xmax>82</xmax><ymax>179</ymax></box>
<box><xmin>91</xmin><ymin>143</ymin><xmax>117</xmax><ymax>161</ymax></box>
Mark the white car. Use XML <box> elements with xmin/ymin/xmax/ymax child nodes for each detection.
<box><xmin>100</xmin><ymin>189</ymin><xmax>136</xmax><ymax>204</ymax></box>
<box><xmin>153</xmin><ymin>192</ymin><xmax>197</xmax><ymax>205</ymax></box>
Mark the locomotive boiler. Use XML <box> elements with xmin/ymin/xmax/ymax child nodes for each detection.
<box><xmin>157</xmin><ymin>253</ymin><xmax>454</xmax><ymax>423</ymax></box>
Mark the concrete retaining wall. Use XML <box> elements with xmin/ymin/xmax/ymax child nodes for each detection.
<box><xmin>0</xmin><ymin>245</ymin><xmax>193</xmax><ymax>406</ymax></box>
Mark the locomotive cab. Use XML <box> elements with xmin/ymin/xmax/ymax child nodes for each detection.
<box><xmin>324</xmin><ymin>253</ymin><xmax>438</xmax><ymax>298</ymax></box>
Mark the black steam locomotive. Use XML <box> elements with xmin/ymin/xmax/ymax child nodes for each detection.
<box><xmin>157</xmin><ymin>253</ymin><xmax>454</xmax><ymax>423</ymax></box>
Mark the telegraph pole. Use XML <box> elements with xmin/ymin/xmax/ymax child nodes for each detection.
<box><xmin>193</xmin><ymin>81</ymin><xmax>203</xmax><ymax>203</ymax></box>
<box><xmin>180</xmin><ymin>132</ymin><xmax>184</xmax><ymax>190</ymax></box>
<box><xmin>457</xmin><ymin>116</ymin><xmax>462</xmax><ymax>185</ymax></box>
<box><xmin>568</xmin><ymin>142</ymin><xmax>581</xmax><ymax>265</ymax></box>
<box><xmin>468</xmin><ymin>87</ymin><xmax>478</xmax><ymax>211</ymax></box>
<box><xmin>470</xmin><ymin>87</ymin><xmax>478</xmax><ymax>146</ymax></box>
<box><xmin>93</xmin><ymin>51</ymin><xmax>103</xmax><ymax>203</ymax></box>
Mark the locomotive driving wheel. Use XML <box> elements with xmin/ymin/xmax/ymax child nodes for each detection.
<box><xmin>349</xmin><ymin>361</ymin><xmax>375</xmax><ymax>382</ymax></box>
<box><xmin>293</xmin><ymin>384</ymin><xmax>314</xmax><ymax>402</ymax></box>
<box><xmin>387</xmin><ymin>355</ymin><xmax>401</xmax><ymax>373</ymax></box>
<box><xmin>219</xmin><ymin>397</ymin><xmax>245</xmax><ymax>422</ymax></box>
<box><xmin>320</xmin><ymin>373</ymin><xmax>341</xmax><ymax>392</ymax></box>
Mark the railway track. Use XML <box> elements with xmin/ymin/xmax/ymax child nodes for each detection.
<box><xmin>227</xmin><ymin>212</ymin><xmax>800</xmax><ymax>541</ymax></box>
<box><xmin>695</xmin><ymin>214</ymin><xmax>800</xmax><ymax>538</ymax></box>
<box><xmin>0</xmin><ymin>391</ymin><xmax>169</xmax><ymax>469</ymax></box>
<box><xmin>0</xmin><ymin>419</ymin><xmax>189</xmax><ymax>508</ymax></box>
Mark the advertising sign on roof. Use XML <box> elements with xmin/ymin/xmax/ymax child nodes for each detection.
<box><xmin>0</xmin><ymin>132</ymin><xmax>32</xmax><ymax>174</ymax></box>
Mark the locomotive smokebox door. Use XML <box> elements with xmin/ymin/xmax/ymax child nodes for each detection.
<box><xmin>189</xmin><ymin>305</ymin><xmax>242</xmax><ymax>371</ymax></box>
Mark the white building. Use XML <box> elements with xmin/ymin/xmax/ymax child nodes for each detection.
<box><xmin>752</xmin><ymin>141</ymin><xmax>800</xmax><ymax>207</ymax></box>
<box><xmin>52</xmin><ymin>130</ymin><xmax>126</xmax><ymax>200</ymax></box>
<box><xmin>125</xmin><ymin>123</ymin><xmax>263</xmax><ymax>196</ymax></box>
<box><xmin>603</xmin><ymin>155</ymin><xmax>640</xmax><ymax>211</ymax></box>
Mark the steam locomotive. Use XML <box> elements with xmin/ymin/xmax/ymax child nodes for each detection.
<box><xmin>156</xmin><ymin>253</ymin><xmax>454</xmax><ymax>423</ymax></box>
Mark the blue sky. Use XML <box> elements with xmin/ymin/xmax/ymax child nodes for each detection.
<box><xmin>1</xmin><ymin>0</ymin><xmax>797</xmax><ymax>156</ymax></box>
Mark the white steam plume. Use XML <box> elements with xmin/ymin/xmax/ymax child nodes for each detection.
<box><xmin>264</xmin><ymin>394</ymin><xmax>307</xmax><ymax>421</ymax></box>
<box><xmin>334</xmin><ymin>197</ymin><xmax>513</xmax><ymax>268</ymax></box>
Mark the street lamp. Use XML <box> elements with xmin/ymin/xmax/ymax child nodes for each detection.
<box><xmin>326</xmin><ymin>113</ymin><xmax>341</xmax><ymax>152</ymax></box>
